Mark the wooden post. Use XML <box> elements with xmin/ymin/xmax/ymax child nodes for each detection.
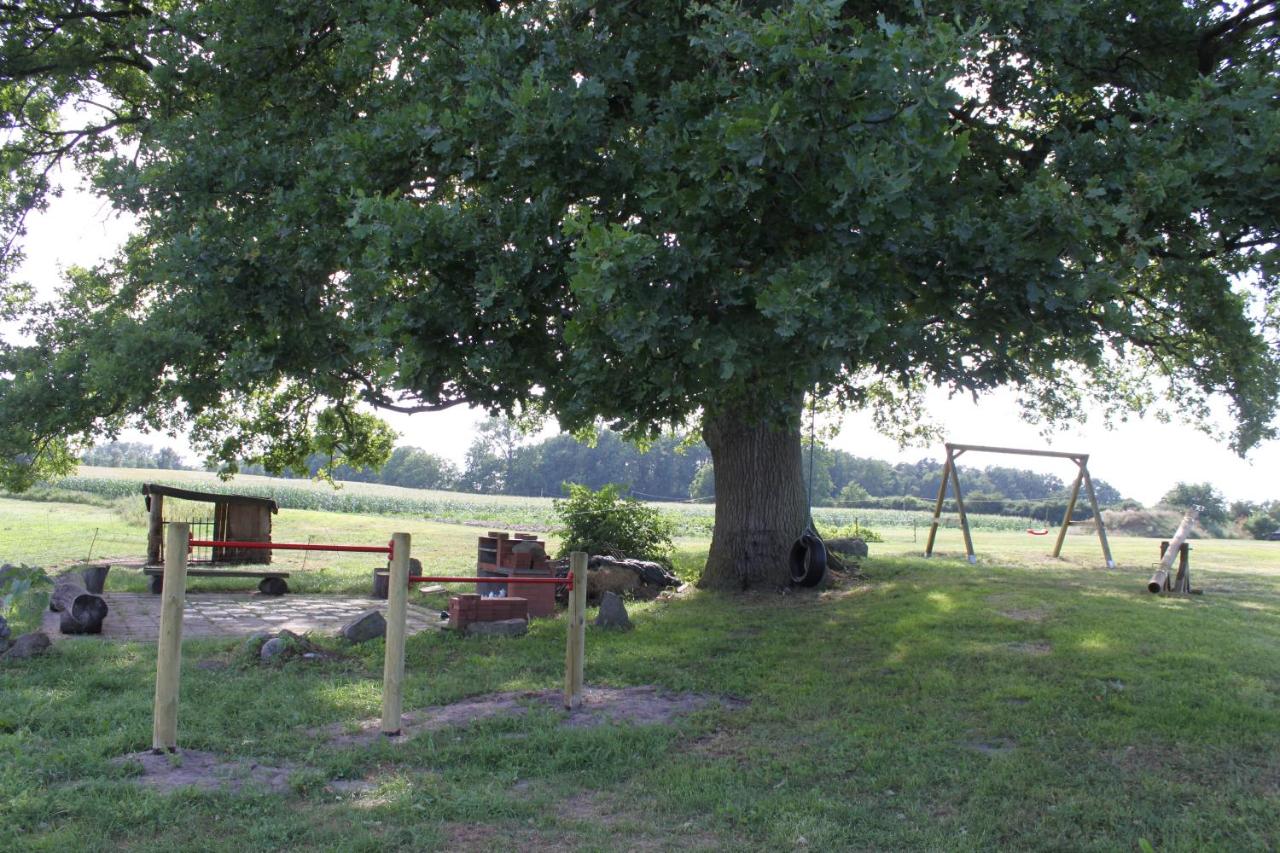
<box><xmin>924</xmin><ymin>450</ymin><xmax>952</xmax><ymax>557</ymax></box>
<box><xmin>147</xmin><ymin>493</ymin><xmax>164</xmax><ymax>565</ymax></box>
<box><xmin>563</xmin><ymin>551</ymin><xmax>588</xmax><ymax>710</ymax></box>
<box><xmin>380</xmin><ymin>532</ymin><xmax>411</xmax><ymax>736</ymax></box>
<box><xmin>1052</xmin><ymin>462</ymin><xmax>1085</xmax><ymax>558</ymax></box>
<box><xmin>152</xmin><ymin>522</ymin><xmax>188</xmax><ymax>752</ymax></box>
<box><xmin>948</xmin><ymin>457</ymin><xmax>977</xmax><ymax>563</ymax></box>
<box><xmin>1081</xmin><ymin>466</ymin><xmax>1116</xmax><ymax>568</ymax></box>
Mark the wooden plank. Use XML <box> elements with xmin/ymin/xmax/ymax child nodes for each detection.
<box><xmin>142</xmin><ymin>567</ymin><xmax>289</xmax><ymax>578</ymax></box>
<box><xmin>141</xmin><ymin>483</ymin><xmax>278</xmax><ymax>511</ymax></box>
<box><xmin>152</xmin><ymin>522</ymin><xmax>189</xmax><ymax>752</ymax></box>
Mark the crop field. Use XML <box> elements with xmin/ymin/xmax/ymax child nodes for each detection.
<box><xmin>37</xmin><ymin>466</ymin><xmax>1038</xmax><ymax>541</ymax></box>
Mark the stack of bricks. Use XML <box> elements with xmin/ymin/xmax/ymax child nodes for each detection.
<box><xmin>447</xmin><ymin>593</ymin><xmax>529</xmax><ymax>632</ymax></box>
<box><xmin>477</xmin><ymin>531</ymin><xmax>558</xmax><ymax>618</ymax></box>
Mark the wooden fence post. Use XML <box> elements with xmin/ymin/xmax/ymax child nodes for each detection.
<box><xmin>564</xmin><ymin>551</ymin><xmax>588</xmax><ymax>710</ymax></box>
<box><xmin>147</xmin><ymin>492</ymin><xmax>164</xmax><ymax>565</ymax></box>
<box><xmin>381</xmin><ymin>532</ymin><xmax>411</xmax><ymax>736</ymax></box>
<box><xmin>152</xmin><ymin>521</ymin><xmax>188</xmax><ymax>752</ymax></box>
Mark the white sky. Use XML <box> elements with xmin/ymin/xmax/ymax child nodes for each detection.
<box><xmin>9</xmin><ymin>179</ymin><xmax>1278</xmax><ymax>507</ymax></box>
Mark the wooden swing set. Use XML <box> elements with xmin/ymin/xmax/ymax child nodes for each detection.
<box><xmin>924</xmin><ymin>442</ymin><xmax>1116</xmax><ymax>568</ymax></box>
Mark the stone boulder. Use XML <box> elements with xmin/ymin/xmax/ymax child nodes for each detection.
<box><xmin>593</xmin><ymin>592</ymin><xmax>633</xmax><ymax>630</ymax></box>
<box><xmin>1</xmin><ymin>631</ymin><xmax>51</xmax><ymax>662</ymax></box>
<box><xmin>339</xmin><ymin>609</ymin><xmax>387</xmax><ymax>644</ymax></box>
<box><xmin>826</xmin><ymin>537</ymin><xmax>869</xmax><ymax>559</ymax></box>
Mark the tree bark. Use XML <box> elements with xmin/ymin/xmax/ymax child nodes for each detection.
<box><xmin>698</xmin><ymin>402</ymin><xmax>810</xmax><ymax>590</ymax></box>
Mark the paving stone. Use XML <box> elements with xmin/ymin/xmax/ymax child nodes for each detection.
<box><xmin>42</xmin><ymin>593</ymin><xmax>441</xmax><ymax>643</ymax></box>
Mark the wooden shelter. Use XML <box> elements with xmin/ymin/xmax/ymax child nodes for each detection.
<box><xmin>142</xmin><ymin>484</ymin><xmax>278</xmax><ymax>565</ymax></box>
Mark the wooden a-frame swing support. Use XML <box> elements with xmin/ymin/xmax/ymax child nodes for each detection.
<box><xmin>924</xmin><ymin>443</ymin><xmax>1116</xmax><ymax>568</ymax></box>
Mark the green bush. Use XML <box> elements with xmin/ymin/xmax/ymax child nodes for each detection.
<box><xmin>818</xmin><ymin>520</ymin><xmax>884</xmax><ymax>544</ymax></box>
<box><xmin>1</xmin><ymin>564</ymin><xmax>52</xmax><ymax>633</ymax></box>
<box><xmin>553</xmin><ymin>483</ymin><xmax>674</xmax><ymax>562</ymax></box>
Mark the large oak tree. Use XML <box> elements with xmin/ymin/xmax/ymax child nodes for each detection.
<box><xmin>2</xmin><ymin>1</ymin><xmax>1277</xmax><ymax>588</ymax></box>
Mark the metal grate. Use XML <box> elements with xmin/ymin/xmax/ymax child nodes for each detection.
<box><xmin>159</xmin><ymin>517</ymin><xmax>216</xmax><ymax>563</ymax></box>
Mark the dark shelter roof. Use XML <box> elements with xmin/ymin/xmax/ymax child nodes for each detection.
<box><xmin>142</xmin><ymin>483</ymin><xmax>279</xmax><ymax>513</ymax></box>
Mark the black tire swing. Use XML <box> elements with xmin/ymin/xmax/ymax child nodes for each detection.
<box><xmin>789</xmin><ymin>394</ymin><xmax>827</xmax><ymax>587</ymax></box>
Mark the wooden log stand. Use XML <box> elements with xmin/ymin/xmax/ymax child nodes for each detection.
<box><xmin>1148</xmin><ymin>508</ymin><xmax>1199</xmax><ymax>595</ymax></box>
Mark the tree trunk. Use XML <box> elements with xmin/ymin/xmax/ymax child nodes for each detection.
<box><xmin>698</xmin><ymin>403</ymin><xmax>810</xmax><ymax>590</ymax></box>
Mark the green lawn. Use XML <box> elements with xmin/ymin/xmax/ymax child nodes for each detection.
<box><xmin>1</xmin><ymin>488</ymin><xmax>1278</xmax><ymax>851</ymax></box>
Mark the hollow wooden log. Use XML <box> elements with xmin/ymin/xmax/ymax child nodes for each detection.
<box><xmin>51</xmin><ymin>576</ymin><xmax>108</xmax><ymax>635</ymax></box>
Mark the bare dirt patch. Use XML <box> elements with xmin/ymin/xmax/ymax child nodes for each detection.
<box><xmin>1003</xmin><ymin>641</ymin><xmax>1052</xmax><ymax>656</ymax></box>
<box><xmin>959</xmin><ymin>737</ymin><xmax>1017</xmax><ymax>755</ymax></box>
<box><xmin>998</xmin><ymin>608</ymin><xmax>1049</xmax><ymax>623</ymax></box>
<box><xmin>322</xmin><ymin>685</ymin><xmax>747</xmax><ymax>748</ymax></box>
<box><xmin>116</xmin><ymin>749</ymin><xmax>296</xmax><ymax>794</ymax></box>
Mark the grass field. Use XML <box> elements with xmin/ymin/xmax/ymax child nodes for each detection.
<box><xmin>1</xmin><ymin>473</ymin><xmax>1278</xmax><ymax>851</ymax></box>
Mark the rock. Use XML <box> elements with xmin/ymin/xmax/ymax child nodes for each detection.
<box><xmin>0</xmin><ymin>614</ymin><xmax>10</xmax><ymax>650</ymax></box>
<box><xmin>1</xmin><ymin>631</ymin><xmax>51</xmax><ymax>661</ymax></box>
<box><xmin>259</xmin><ymin>637</ymin><xmax>288</xmax><ymax>661</ymax></box>
<box><xmin>464</xmin><ymin>618</ymin><xmax>528</xmax><ymax>638</ymax></box>
<box><xmin>339</xmin><ymin>609</ymin><xmax>386</xmax><ymax>644</ymax></box>
<box><xmin>594</xmin><ymin>591</ymin><xmax>633</xmax><ymax>630</ymax></box>
<box><xmin>827</xmin><ymin>537</ymin><xmax>869</xmax><ymax>558</ymax></box>
<box><xmin>237</xmin><ymin>631</ymin><xmax>272</xmax><ymax>658</ymax></box>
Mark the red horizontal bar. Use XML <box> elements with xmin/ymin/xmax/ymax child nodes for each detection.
<box><xmin>408</xmin><ymin>575</ymin><xmax>570</xmax><ymax>586</ymax></box>
<box><xmin>189</xmin><ymin>539</ymin><xmax>392</xmax><ymax>555</ymax></box>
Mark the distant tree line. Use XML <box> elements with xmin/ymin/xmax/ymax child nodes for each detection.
<box><xmin>84</xmin><ymin>422</ymin><xmax>1134</xmax><ymax>518</ymax></box>
<box><xmin>81</xmin><ymin>441</ymin><xmax>189</xmax><ymax>470</ymax></box>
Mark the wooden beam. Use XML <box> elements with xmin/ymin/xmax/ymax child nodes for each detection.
<box><xmin>946</xmin><ymin>442</ymin><xmax>1086</xmax><ymax>462</ymax></box>
<box><xmin>1052</xmin><ymin>463</ymin><xmax>1085</xmax><ymax>558</ymax></box>
<box><xmin>948</xmin><ymin>458</ymin><xmax>977</xmax><ymax>563</ymax></box>
<box><xmin>1082</xmin><ymin>467</ymin><xmax>1116</xmax><ymax>568</ymax></box>
<box><xmin>924</xmin><ymin>451</ymin><xmax>952</xmax><ymax>558</ymax></box>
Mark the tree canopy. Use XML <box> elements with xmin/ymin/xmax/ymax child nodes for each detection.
<box><xmin>1</xmin><ymin>1</ymin><xmax>1278</xmax><ymax>583</ymax></box>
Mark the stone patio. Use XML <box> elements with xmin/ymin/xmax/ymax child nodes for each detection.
<box><xmin>43</xmin><ymin>593</ymin><xmax>444</xmax><ymax>642</ymax></box>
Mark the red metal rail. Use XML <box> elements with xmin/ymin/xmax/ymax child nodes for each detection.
<box><xmin>188</xmin><ymin>539</ymin><xmax>393</xmax><ymax>556</ymax></box>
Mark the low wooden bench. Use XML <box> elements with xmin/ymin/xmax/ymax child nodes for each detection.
<box><xmin>143</xmin><ymin>566</ymin><xmax>291</xmax><ymax>596</ymax></box>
